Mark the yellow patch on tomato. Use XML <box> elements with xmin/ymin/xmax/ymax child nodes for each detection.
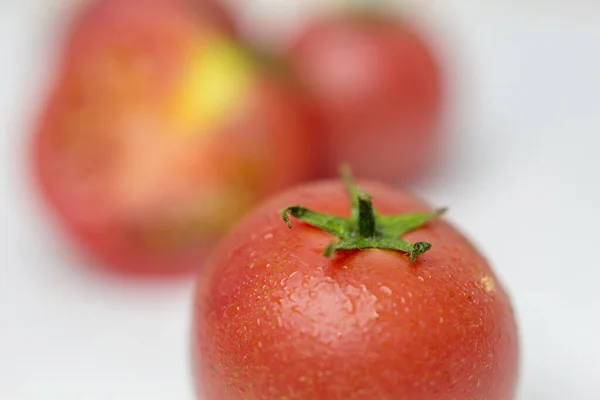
<box><xmin>169</xmin><ymin>36</ymin><xmax>254</xmax><ymax>135</ymax></box>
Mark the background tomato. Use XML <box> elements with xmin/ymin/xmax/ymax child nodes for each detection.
<box><xmin>193</xmin><ymin>178</ymin><xmax>519</xmax><ymax>399</ymax></box>
<box><xmin>191</xmin><ymin>0</ymin><xmax>238</xmax><ymax>35</ymax></box>
<box><xmin>290</xmin><ymin>12</ymin><xmax>443</xmax><ymax>183</ymax></box>
<box><xmin>32</xmin><ymin>0</ymin><xmax>317</xmax><ymax>277</ymax></box>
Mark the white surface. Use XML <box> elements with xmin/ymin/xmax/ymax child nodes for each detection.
<box><xmin>1</xmin><ymin>1</ymin><xmax>600</xmax><ymax>399</ymax></box>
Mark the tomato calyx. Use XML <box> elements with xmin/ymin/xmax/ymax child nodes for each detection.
<box><xmin>332</xmin><ymin>0</ymin><xmax>396</xmax><ymax>24</ymax></box>
<box><xmin>282</xmin><ymin>166</ymin><xmax>446</xmax><ymax>262</ymax></box>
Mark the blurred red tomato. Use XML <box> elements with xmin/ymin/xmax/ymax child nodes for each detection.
<box><xmin>191</xmin><ymin>0</ymin><xmax>238</xmax><ymax>35</ymax></box>
<box><xmin>70</xmin><ymin>0</ymin><xmax>237</xmax><ymax>38</ymax></box>
<box><xmin>32</xmin><ymin>0</ymin><xmax>316</xmax><ymax>277</ymax></box>
<box><xmin>290</xmin><ymin>13</ymin><xmax>443</xmax><ymax>183</ymax></box>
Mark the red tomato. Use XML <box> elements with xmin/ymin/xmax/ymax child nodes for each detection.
<box><xmin>68</xmin><ymin>0</ymin><xmax>237</xmax><ymax>40</ymax></box>
<box><xmin>192</xmin><ymin>175</ymin><xmax>519</xmax><ymax>399</ymax></box>
<box><xmin>32</xmin><ymin>0</ymin><xmax>316</xmax><ymax>276</ymax></box>
<box><xmin>290</xmin><ymin>14</ymin><xmax>443</xmax><ymax>183</ymax></box>
<box><xmin>191</xmin><ymin>0</ymin><xmax>238</xmax><ymax>35</ymax></box>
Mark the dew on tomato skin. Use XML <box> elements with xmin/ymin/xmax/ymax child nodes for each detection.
<box><xmin>263</xmin><ymin>233</ymin><xmax>273</xmax><ymax>240</ymax></box>
<box><xmin>379</xmin><ymin>286</ymin><xmax>392</xmax><ymax>296</ymax></box>
<box><xmin>325</xmin><ymin>276</ymin><xmax>336</xmax><ymax>284</ymax></box>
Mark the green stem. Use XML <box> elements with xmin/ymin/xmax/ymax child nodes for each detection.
<box><xmin>282</xmin><ymin>167</ymin><xmax>446</xmax><ymax>263</ymax></box>
<box><xmin>357</xmin><ymin>191</ymin><xmax>376</xmax><ymax>238</ymax></box>
<box><xmin>342</xmin><ymin>0</ymin><xmax>393</xmax><ymax>22</ymax></box>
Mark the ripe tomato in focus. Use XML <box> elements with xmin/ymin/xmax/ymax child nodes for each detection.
<box><xmin>32</xmin><ymin>0</ymin><xmax>316</xmax><ymax>276</ymax></box>
<box><xmin>193</xmin><ymin>178</ymin><xmax>519</xmax><ymax>399</ymax></box>
<box><xmin>290</xmin><ymin>14</ymin><xmax>443</xmax><ymax>183</ymax></box>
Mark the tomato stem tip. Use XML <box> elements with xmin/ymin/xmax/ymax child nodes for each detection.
<box><xmin>357</xmin><ymin>190</ymin><xmax>376</xmax><ymax>238</ymax></box>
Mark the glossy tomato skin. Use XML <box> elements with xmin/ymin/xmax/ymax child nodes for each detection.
<box><xmin>193</xmin><ymin>181</ymin><xmax>519</xmax><ymax>399</ymax></box>
<box><xmin>32</xmin><ymin>0</ymin><xmax>316</xmax><ymax>277</ymax></box>
<box><xmin>290</xmin><ymin>16</ymin><xmax>443</xmax><ymax>183</ymax></box>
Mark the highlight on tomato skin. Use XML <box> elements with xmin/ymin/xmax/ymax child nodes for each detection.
<box><xmin>288</xmin><ymin>8</ymin><xmax>444</xmax><ymax>184</ymax></box>
<box><xmin>192</xmin><ymin>172</ymin><xmax>520</xmax><ymax>400</ymax></box>
<box><xmin>30</xmin><ymin>0</ymin><xmax>318</xmax><ymax>277</ymax></box>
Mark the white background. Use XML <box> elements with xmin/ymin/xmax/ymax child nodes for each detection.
<box><xmin>1</xmin><ymin>1</ymin><xmax>600</xmax><ymax>399</ymax></box>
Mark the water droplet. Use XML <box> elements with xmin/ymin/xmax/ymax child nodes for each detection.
<box><xmin>439</xmin><ymin>317</ymin><xmax>444</xmax><ymax>323</ymax></box>
<box><xmin>264</xmin><ymin>233</ymin><xmax>273</xmax><ymax>240</ymax></box>
<box><xmin>257</xmin><ymin>318</ymin><xmax>261</xmax><ymax>326</ymax></box>
<box><xmin>258</xmin><ymin>341</ymin><xmax>263</xmax><ymax>348</ymax></box>
<box><xmin>379</xmin><ymin>286</ymin><xmax>392</xmax><ymax>296</ymax></box>
<box><xmin>266</xmin><ymin>263</ymin><xmax>271</xmax><ymax>268</ymax></box>
<box><xmin>400</xmin><ymin>296</ymin><xmax>406</xmax><ymax>304</ymax></box>
<box><xmin>288</xmin><ymin>271</ymin><xmax>299</xmax><ymax>279</ymax></box>
<box><xmin>418</xmin><ymin>276</ymin><xmax>425</xmax><ymax>282</ymax></box>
